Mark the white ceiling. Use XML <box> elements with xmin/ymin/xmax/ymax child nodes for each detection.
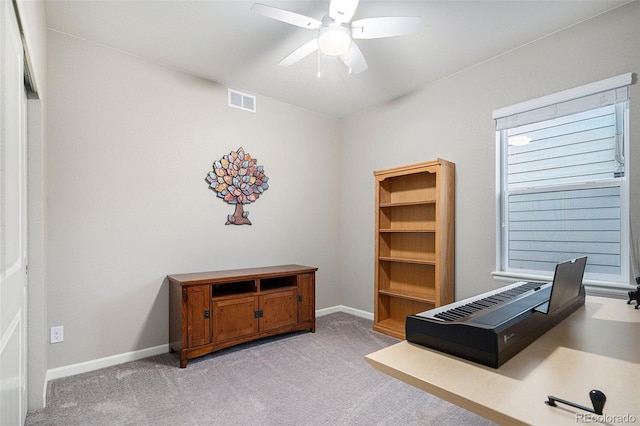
<box><xmin>43</xmin><ymin>0</ymin><xmax>630</xmax><ymax>118</ymax></box>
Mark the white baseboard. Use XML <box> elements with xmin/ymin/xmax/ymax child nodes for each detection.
<box><xmin>316</xmin><ymin>305</ymin><xmax>373</xmax><ymax>320</ymax></box>
<box><xmin>41</xmin><ymin>305</ymin><xmax>372</xmax><ymax>405</ymax></box>
<box><xmin>43</xmin><ymin>344</ymin><xmax>168</xmax><ymax>405</ymax></box>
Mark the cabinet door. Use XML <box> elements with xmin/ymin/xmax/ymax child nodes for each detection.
<box><xmin>260</xmin><ymin>290</ymin><xmax>297</xmax><ymax>331</ymax></box>
<box><xmin>213</xmin><ymin>296</ymin><xmax>259</xmax><ymax>342</ymax></box>
<box><xmin>297</xmin><ymin>273</ymin><xmax>315</xmax><ymax>323</ymax></box>
<box><xmin>186</xmin><ymin>285</ymin><xmax>211</xmax><ymax>348</ymax></box>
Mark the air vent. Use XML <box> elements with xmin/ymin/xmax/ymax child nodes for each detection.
<box><xmin>228</xmin><ymin>89</ymin><xmax>256</xmax><ymax>113</ymax></box>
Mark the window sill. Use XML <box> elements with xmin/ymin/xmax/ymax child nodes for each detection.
<box><xmin>491</xmin><ymin>271</ymin><xmax>635</xmax><ymax>299</ymax></box>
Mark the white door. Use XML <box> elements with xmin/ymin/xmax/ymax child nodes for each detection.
<box><xmin>1</xmin><ymin>0</ymin><xmax>29</xmax><ymax>423</ymax></box>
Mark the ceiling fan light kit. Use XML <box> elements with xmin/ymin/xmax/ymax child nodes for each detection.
<box><xmin>252</xmin><ymin>0</ymin><xmax>420</xmax><ymax>75</ymax></box>
<box><xmin>318</xmin><ymin>25</ymin><xmax>352</xmax><ymax>56</ymax></box>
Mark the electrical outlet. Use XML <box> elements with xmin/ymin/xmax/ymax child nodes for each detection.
<box><xmin>50</xmin><ymin>326</ymin><xmax>63</xmax><ymax>344</ymax></box>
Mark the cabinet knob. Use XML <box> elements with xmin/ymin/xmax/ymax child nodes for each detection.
<box><xmin>204</xmin><ymin>310</ymin><xmax>210</xmax><ymax>319</ymax></box>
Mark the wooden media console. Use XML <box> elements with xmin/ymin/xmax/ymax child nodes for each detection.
<box><xmin>168</xmin><ymin>264</ymin><xmax>317</xmax><ymax>368</ymax></box>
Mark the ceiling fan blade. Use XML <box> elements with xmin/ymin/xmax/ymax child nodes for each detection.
<box><xmin>351</xmin><ymin>17</ymin><xmax>421</xmax><ymax>39</ymax></box>
<box><xmin>279</xmin><ymin>38</ymin><xmax>319</xmax><ymax>67</ymax></box>
<box><xmin>329</xmin><ymin>0</ymin><xmax>360</xmax><ymax>23</ymax></box>
<box><xmin>252</xmin><ymin>3</ymin><xmax>322</xmax><ymax>30</ymax></box>
<box><xmin>339</xmin><ymin>41</ymin><xmax>368</xmax><ymax>74</ymax></box>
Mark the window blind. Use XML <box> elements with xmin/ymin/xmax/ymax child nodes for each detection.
<box><xmin>496</xmin><ymin>86</ymin><xmax>629</xmax><ymax>131</ymax></box>
<box><xmin>495</xmin><ymin>73</ymin><xmax>631</xmax><ymax>283</ymax></box>
<box><xmin>493</xmin><ymin>73</ymin><xmax>632</xmax><ymax>130</ymax></box>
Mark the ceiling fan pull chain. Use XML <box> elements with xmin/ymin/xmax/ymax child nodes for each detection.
<box><xmin>317</xmin><ymin>47</ymin><xmax>322</xmax><ymax>78</ymax></box>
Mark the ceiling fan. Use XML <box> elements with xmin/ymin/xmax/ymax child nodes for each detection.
<box><xmin>252</xmin><ymin>0</ymin><xmax>420</xmax><ymax>74</ymax></box>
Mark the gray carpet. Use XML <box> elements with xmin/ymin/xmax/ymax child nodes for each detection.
<box><xmin>26</xmin><ymin>312</ymin><xmax>496</xmax><ymax>425</ymax></box>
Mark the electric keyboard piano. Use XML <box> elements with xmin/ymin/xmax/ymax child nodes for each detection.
<box><xmin>406</xmin><ymin>258</ymin><xmax>587</xmax><ymax>368</ymax></box>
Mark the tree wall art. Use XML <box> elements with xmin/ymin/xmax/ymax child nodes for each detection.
<box><xmin>205</xmin><ymin>147</ymin><xmax>269</xmax><ymax>225</ymax></box>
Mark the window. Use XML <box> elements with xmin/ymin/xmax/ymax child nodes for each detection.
<box><xmin>493</xmin><ymin>74</ymin><xmax>632</xmax><ymax>289</ymax></box>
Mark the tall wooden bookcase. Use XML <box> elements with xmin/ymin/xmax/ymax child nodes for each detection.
<box><xmin>373</xmin><ymin>159</ymin><xmax>455</xmax><ymax>339</ymax></box>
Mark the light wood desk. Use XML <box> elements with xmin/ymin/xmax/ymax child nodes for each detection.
<box><xmin>366</xmin><ymin>296</ymin><xmax>640</xmax><ymax>425</ymax></box>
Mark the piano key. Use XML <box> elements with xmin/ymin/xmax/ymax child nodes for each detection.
<box><xmin>417</xmin><ymin>281</ymin><xmax>548</xmax><ymax>323</ymax></box>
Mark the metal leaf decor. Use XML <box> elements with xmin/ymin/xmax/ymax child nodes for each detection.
<box><xmin>205</xmin><ymin>147</ymin><xmax>269</xmax><ymax>225</ymax></box>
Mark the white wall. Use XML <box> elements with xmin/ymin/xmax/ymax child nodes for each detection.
<box><xmin>46</xmin><ymin>31</ymin><xmax>341</xmax><ymax>369</ymax></box>
<box><xmin>339</xmin><ymin>1</ymin><xmax>640</xmax><ymax>312</ymax></box>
